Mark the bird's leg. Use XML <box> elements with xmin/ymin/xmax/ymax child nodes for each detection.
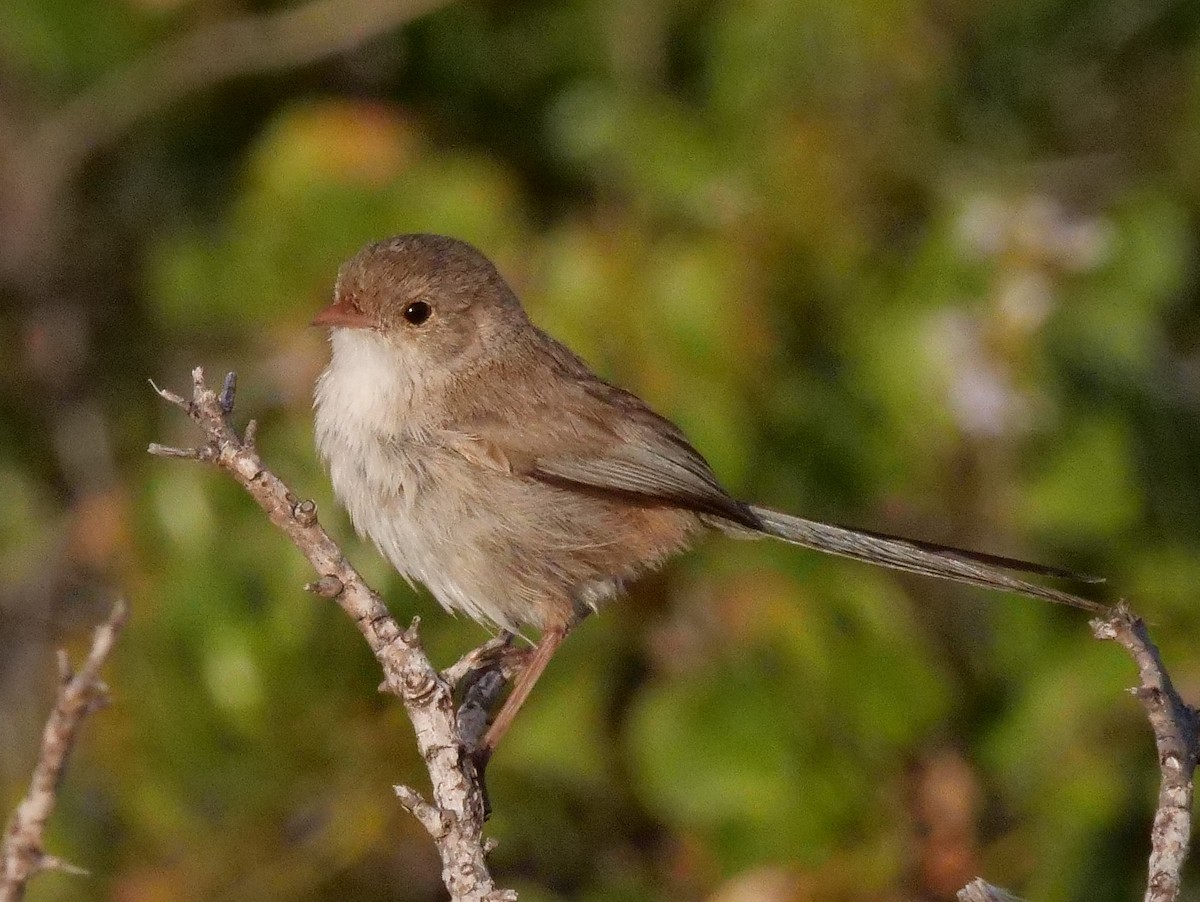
<box><xmin>475</xmin><ymin>624</ymin><xmax>571</xmax><ymax>765</ymax></box>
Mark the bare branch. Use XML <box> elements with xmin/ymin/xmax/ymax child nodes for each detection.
<box><xmin>957</xmin><ymin>879</ymin><xmax>1026</xmax><ymax>902</ymax></box>
<box><xmin>958</xmin><ymin>603</ymin><xmax>1200</xmax><ymax>902</ymax></box>
<box><xmin>1092</xmin><ymin>605</ymin><xmax>1200</xmax><ymax>902</ymax></box>
<box><xmin>147</xmin><ymin>369</ymin><xmax>514</xmax><ymax>902</ymax></box>
<box><xmin>395</xmin><ymin>784</ymin><xmax>449</xmax><ymax>837</ymax></box>
<box><xmin>1</xmin><ymin>0</ymin><xmax>453</xmax><ymax>275</ymax></box>
<box><xmin>30</xmin><ymin>0</ymin><xmax>454</xmax><ymax>199</ymax></box>
<box><xmin>147</xmin><ymin>379</ymin><xmax>188</xmax><ymax>410</ymax></box>
<box><xmin>442</xmin><ymin>632</ymin><xmax>521</xmax><ymax>690</ymax></box>
<box><xmin>0</xmin><ymin>599</ymin><xmax>129</xmax><ymax>902</ymax></box>
<box><xmin>146</xmin><ymin>443</ymin><xmax>203</xmax><ymax>459</ymax></box>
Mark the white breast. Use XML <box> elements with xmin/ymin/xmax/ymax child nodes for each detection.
<box><xmin>313</xmin><ymin>330</ymin><xmax>466</xmax><ymax>611</ymax></box>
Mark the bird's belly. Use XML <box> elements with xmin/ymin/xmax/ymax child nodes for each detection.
<box><xmin>322</xmin><ymin>436</ymin><xmax>504</xmax><ymax>624</ymax></box>
<box><xmin>324</xmin><ymin>434</ymin><xmax>700</xmax><ymax>632</ymax></box>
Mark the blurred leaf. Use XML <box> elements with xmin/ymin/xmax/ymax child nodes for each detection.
<box><xmin>1019</xmin><ymin>415</ymin><xmax>1141</xmax><ymax>540</ymax></box>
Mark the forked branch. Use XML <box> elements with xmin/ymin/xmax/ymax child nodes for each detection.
<box><xmin>1092</xmin><ymin>606</ymin><xmax>1200</xmax><ymax>902</ymax></box>
<box><xmin>959</xmin><ymin>606</ymin><xmax>1200</xmax><ymax>902</ymax></box>
<box><xmin>148</xmin><ymin>368</ymin><xmax>515</xmax><ymax>902</ymax></box>
<box><xmin>0</xmin><ymin>600</ymin><xmax>128</xmax><ymax>902</ymax></box>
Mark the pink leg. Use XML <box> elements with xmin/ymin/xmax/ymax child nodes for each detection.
<box><xmin>478</xmin><ymin>625</ymin><xmax>570</xmax><ymax>761</ymax></box>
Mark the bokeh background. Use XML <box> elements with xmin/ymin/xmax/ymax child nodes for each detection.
<box><xmin>3</xmin><ymin>0</ymin><xmax>1200</xmax><ymax>899</ymax></box>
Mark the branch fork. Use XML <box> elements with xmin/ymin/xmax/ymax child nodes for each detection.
<box><xmin>0</xmin><ymin>600</ymin><xmax>128</xmax><ymax>902</ymax></box>
<box><xmin>1091</xmin><ymin>605</ymin><xmax>1200</xmax><ymax>902</ymax></box>
<box><xmin>148</xmin><ymin>368</ymin><xmax>516</xmax><ymax>902</ymax></box>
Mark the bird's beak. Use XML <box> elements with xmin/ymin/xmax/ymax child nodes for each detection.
<box><xmin>311</xmin><ymin>296</ymin><xmax>371</xmax><ymax>329</ymax></box>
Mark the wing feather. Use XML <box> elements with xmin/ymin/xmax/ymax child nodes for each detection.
<box><xmin>443</xmin><ymin>336</ymin><xmax>759</xmax><ymax>528</ymax></box>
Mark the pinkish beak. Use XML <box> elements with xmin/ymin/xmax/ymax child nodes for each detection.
<box><xmin>312</xmin><ymin>296</ymin><xmax>372</xmax><ymax>329</ymax></box>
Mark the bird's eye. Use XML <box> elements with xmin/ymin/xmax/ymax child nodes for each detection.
<box><xmin>403</xmin><ymin>301</ymin><xmax>432</xmax><ymax>325</ymax></box>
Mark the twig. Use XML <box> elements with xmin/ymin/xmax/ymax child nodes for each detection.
<box><xmin>1</xmin><ymin>0</ymin><xmax>453</xmax><ymax>275</ymax></box>
<box><xmin>442</xmin><ymin>632</ymin><xmax>523</xmax><ymax>690</ymax></box>
<box><xmin>956</xmin><ymin>603</ymin><xmax>1200</xmax><ymax>902</ymax></box>
<box><xmin>1092</xmin><ymin>605</ymin><xmax>1200</xmax><ymax>902</ymax></box>
<box><xmin>148</xmin><ymin>368</ymin><xmax>516</xmax><ymax>902</ymax></box>
<box><xmin>0</xmin><ymin>599</ymin><xmax>129</xmax><ymax>902</ymax></box>
<box><xmin>957</xmin><ymin>879</ymin><xmax>1025</xmax><ymax>902</ymax></box>
<box><xmin>31</xmin><ymin>0</ymin><xmax>454</xmax><ymax>200</ymax></box>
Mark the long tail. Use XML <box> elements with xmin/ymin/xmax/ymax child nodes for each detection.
<box><xmin>742</xmin><ymin>505</ymin><xmax>1106</xmax><ymax>613</ymax></box>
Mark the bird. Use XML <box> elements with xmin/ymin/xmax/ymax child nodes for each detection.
<box><xmin>312</xmin><ymin>233</ymin><xmax>1104</xmax><ymax>760</ymax></box>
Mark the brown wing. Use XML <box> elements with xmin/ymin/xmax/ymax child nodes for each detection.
<box><xmin>445</xmin><ymin>331</ymin><xmax>761</xmax><ymax>529</ymax></box>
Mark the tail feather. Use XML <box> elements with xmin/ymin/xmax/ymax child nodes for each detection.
<box><xmin>744</xmin><ymin>505</ymin><xmax>1106</xmax><ymax>613</ymax></box>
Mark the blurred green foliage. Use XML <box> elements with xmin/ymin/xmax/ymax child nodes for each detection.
<box><xmin>2</xmin><ymin>0</ymin><xmax>1200</xmax><ymax>900</ymax></box>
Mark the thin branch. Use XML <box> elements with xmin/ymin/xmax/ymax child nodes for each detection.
<box><xmin>957</xmin><ymin>879</ymin><xmax>1025</xmax><ymax>902</ymax></box>
<box><xmin>0</xmin><ymin>599</ymin><xmax>129</xmax><ymax>902</ymax></box>
<box><xmin>30</xmin><ymin>0</ymin><xmax>454</xmax><ymax>195</ymax></box>
<box><xmin>1092</xmin><ymin>605</ymin><xmax>1200</xmax><ymax>902</ymax></box>
<box><xmin>442</xmin><ymin>632</ymin><xmax>522</xmax><ymax>690</ymax></box>
<box><xmin>1</xmin><ymin>0</ymin><xmax>453</xmax><ymax>275</ymax></box>
<box><xmin>148</xmin><ymin>368</ymin><xmax>515</xmax><ymax>902</ymax></box>
<box><xmin>959</xmin><ymin>604</ymin><xmax>1200</xmax><ymax>901</ymax></box>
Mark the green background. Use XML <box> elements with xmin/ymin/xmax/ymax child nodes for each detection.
<box><xmin>2</xmin><ymin>0</ymin><xmax>1200</xmax><ymax>899</ymax></box>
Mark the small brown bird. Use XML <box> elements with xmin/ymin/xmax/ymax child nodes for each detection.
<box><xmin>313</xmin><ymin>234</ymin><xmax>1103</xmax><ymax>758</ymax></box>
